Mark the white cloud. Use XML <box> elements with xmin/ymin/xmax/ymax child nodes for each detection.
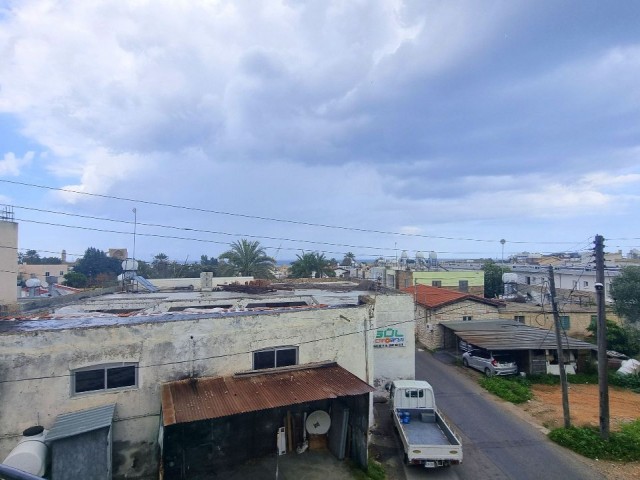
<box><xmin>0</xmin><ymin>151</ymin><xmax>34</xmax><ymax>176</ymax></box>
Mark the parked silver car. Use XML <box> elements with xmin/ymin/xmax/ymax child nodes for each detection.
<box><xmin>462</xmin><ymin>349</ymin><xmax>518</xmax><ymax>376</ymax></box>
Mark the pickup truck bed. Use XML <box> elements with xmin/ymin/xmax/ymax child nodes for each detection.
<box><xmin>403</xmin><ymin>418</ymin><xmax>451</xmax><ymax>445</ymax></box>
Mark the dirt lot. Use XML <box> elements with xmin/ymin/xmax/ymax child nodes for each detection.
<box><xmin>521</xmin><ymin>383</ymin><xmax>640</xmax><ymax>480</ymax></box>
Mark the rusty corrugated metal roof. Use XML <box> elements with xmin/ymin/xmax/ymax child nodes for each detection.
<box><xmin>444</xmin><ymin>319</ymin><xmax>597</xmax><ymax>351</ymax></box>
<box><xmin>161</xmin><ymin>362</ymin><xmax>374</xmax><ymax>426</ymax></box>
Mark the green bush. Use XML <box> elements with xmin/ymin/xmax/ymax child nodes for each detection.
<box><xmin>549</xmin><ymin>420</ymin><xmax>640</xmax><ymax>461</ymax></box>
<box><xmin>527</xmin><ymin>374</ymin><xmax>559</xmax><ymax>385</ymax></box>
<box><xmin>609</xmin><ymin>373</ymin><xmax>640</xmax><ymax>392</ymax></box>
<box><xmin>479</xmin><ymin>376</ymin><xmax>533</xmax><ymax>404</ymax></box>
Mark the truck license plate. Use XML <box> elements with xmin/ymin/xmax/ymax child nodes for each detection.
<box><xmin>425</xmin><ymin>461</ymin><xmax>435</xmax><ymax>468</ymax></box>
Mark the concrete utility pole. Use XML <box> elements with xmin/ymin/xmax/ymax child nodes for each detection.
<box><xmin>548</xmin><ymin>265</ymin><xmax>571</xmax><ymax>428</ymax></box>
<box><xmin>594</xmin><ymin>234</ymin><xmax>609</xmax><ymax>439</ymax></box>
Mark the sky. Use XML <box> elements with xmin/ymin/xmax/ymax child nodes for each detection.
<box><xmin>1</xmin><ymin>0</ymin><xmax>639</xmax><ymax>264</ymax></box>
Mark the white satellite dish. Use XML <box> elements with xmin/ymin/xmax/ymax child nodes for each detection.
<box><xmin>305</xmin><ymin>410</ymin><xmax>331</xmax><ymax>435</ymax></box>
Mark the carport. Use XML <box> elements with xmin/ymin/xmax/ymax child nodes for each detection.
<box><xmin>441</xmin><ymin>320</ymin><xmax>597</xmax><ymax>374</ymax></box>
<box><xmin>160</xmin><ymin>362</ymin><xmax>374</xmax><ymax>479</ymax></box>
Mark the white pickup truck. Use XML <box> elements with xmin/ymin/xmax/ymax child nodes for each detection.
<box><xmin>386</xmin><ymin>379</ymin><xmax>463</xmax><ymax>468</ymax></box>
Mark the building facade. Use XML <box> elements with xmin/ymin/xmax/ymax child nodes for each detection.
<box><xmin>0</xmin><ymin>288</ymin><xmax>414</xmax><ymax>479</ymax></box>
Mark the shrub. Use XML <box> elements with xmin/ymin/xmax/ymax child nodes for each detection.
<box><xmin>609</xmin><ymin>373</ymin><xmax>640</xmax><ymax>392</ymax></box>
<box><xmin>479</xmin><ymin>376</ymin><xmax>532</xmax><ymax>404</ymax></box>
<box><xmin>549</xmin><ymin>420</ymin><xmax>640</xmax><ymax>461</ymax></box>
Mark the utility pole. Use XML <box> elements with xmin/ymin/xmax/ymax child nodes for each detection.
<box><xmin>595</xmin><ymin>234</ymin><xmax>609</xmax><ymax>439</ymax></box>
<box><xmin>548</xmin><ymin>265</ymin><xmax>571</xmax><ymax>428</ymax></box>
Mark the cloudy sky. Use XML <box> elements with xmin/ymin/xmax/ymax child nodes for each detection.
<box><xmin>1</xmin><ymin>0</ymin><xmax>639</xmax><ymax>264</ymax></box>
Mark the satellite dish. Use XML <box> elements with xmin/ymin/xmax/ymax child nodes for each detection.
<box><xmin>305</xmin><ymin>410</ymin><xmax>331</xmax><ymax>435</ymax></box>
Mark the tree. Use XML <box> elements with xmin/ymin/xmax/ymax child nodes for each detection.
<box><xmin>587</xmin><ymin>319</ymin><xmax>640</xmax><ymax>357</ymax></box>
<box><xmin>73</xmin><ymin>247</ymin><xmax>121</xmax><ymax>283</ymax></box>
<box><xmin>19</xmin><ymin>249</ymin><xmax>41</xmax><ymax>264</ymax></box>
<box><xmin>151</xmin><ymin>253</ymin><xmax>170</xmax><ymax>278</ymax></box>
<box><xmin>482</xmin><ymin>260</ymin><xmax>509</xmax><ymax>298</ymax></box>
<box><xmin>610</xmin><ymin>266</ymin><xmax>640</xmax><ymax>323</ymax></box>
<box><xmin>341</xmin><ymin>252</ymin><xmax>356</xmax><ymax>266</ymax></box>
<box><xmin>62</xmin><ymin>271</ymin><xmax>88</xmax><ymax>288</ymax></box>
<box><xmin>289</xmin><ymin>252</ymin><xmax>336</xmax><ymax>279</ymax></box>
<box><xmin>218</xmin><ymin>240</ymin><xmax>275</xmax><ymax>278</ymax></box>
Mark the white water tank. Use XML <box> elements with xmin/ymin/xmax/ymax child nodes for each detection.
<box><xmin>2</xmin><ymin>426</ymin><xmax>48</xmax><ymax>476</ymax></box>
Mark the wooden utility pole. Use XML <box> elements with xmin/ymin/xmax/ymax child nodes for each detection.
<box><xmin>595</xmin><ymin>234</ymin><xmax>610</xmax><ymax>439</ymax></box>
<box><xmin>548</xmin><ymin>265</ymin><xmax>571</xmax><ymax>428</ymax></box>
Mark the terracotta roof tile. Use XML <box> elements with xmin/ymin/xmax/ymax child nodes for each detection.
<box><xmin>401</xmin><ymin>284</ymin><xmax>503</xmax><ymax>309</ymax></box>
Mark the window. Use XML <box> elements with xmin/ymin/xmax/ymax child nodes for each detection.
<box><xmin>405</xmin><ymin>389</ymin><xmax>424</xmax><ymax>398</ymax></box>
<box><xmin>526</xmin><ymin>276</ymin><xmax>531</xmax><ymax>285</ymax></box>
<box><xmin>73</xmin><ymin>363</ymin><xmax>137</xmax><ymax>394</ymax></box>
<box><xmin>459</xmin><ymin>280</ymin><xmax>469</xmax><ymax>292</ymax></box>
<box><xmin>432</xmin><ymin>280</ymin><xmax>442</xmax><ymax>287</ymax></box>
<box><xmin>583</xmin><ymin>281</ymin><xmax>589</xmax><ymax>288</ymax></box>
<box><xmin>560</xmin><ymin>316</ymin><xmax>570</xmax><ymax>330</ymax></box>
<box><xmin>59</xmin><ymin>270</ymin><xmax>64</xmax><ymax>276</ymax></box>
<box><xmin>514</xmin><ymin>315</ymin><xmax>525</xmax><ymax>323</ymax></box>
<box><xmin>253</xmin><ymin>347</ymin><xmax>298</xmax><ymax>370</ymax></box>
<box><xmin>463</xmin><ymin>315</ymin><xmax>472</xmax><ymax>321</ymax></box>
<box><xmin>44</xmin><ymin>271</ymin><xmax>50</xmax><ymax>277</ymax></box>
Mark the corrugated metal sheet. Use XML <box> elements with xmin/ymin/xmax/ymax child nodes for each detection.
<box><xmin>444</xmin><ymin>320</ymin><xmax>597</xmax><ymax>351</ymax></box>
<box><xmin>161</xmin><ymin>362</ymin><xmax>374</xmax><ymax>426</ymax></box>
<box><xmin>46</xmin><ymin>403</ymin><xmax>115</xmax><ymax>442</ymax></box>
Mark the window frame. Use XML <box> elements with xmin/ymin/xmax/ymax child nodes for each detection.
<box><xmin>514</xmin><ymin>315</ymin><xmax>525</xmax><ymax>323</ymax></box>
<box><xmin>71</xmin><ymin>362</ymin><xmax>138</xmax><ymax>396</ymax></box>
<box><xmin>462</xmin><ymin>315</ymin><xmax>472</xmax><ymax>321</ymax></box>
<box><xmin>432</xmin><ymin>280</ymin><xmax>442</xmax><ymax>287</ymax></box>
<box><xmin>560</xmin><ymin>315</ymin><xmax>571</xmax><ymax>330</ymax></box>
<box><xmin>252</xmin><ymin>346</ymin><xmax>298</xmax><ymax>370</ymax></box>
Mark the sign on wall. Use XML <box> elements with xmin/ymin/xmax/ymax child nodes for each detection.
<box><xmin>374</xmin><ymin>328</ymin><xmax>405</xmax><ymax>348</ymax></box>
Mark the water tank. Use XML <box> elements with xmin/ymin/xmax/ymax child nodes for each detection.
<box><xmin>400</xmin><ymin>250</ymin><xmax>408</xmax><ymax>260</ymax></box>
<box><xmin>25</xmin><ymin>278</ymin><xmax>41</xmax><ymax>288</ymax></box>
<box><xmin>2</xmin><ymin>426</ymin><xmax>48</xmax><ymax>476</ymax></box>
<box><xmin>502</xmin><ymin>273</ymin><xmax>518</xmax><ymax>283</ymax></box>
<box><xmin>121</xmin><ymin>258</ymin><xmax>139</xmax><ymax>271</ymax></box>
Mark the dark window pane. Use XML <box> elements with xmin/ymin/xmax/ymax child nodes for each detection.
<box><xmin>75</xmin><ymin>369</ymin><xmax>105</xmax><ymax>393</ymax></box>
<box><xmin>276</xmin><ymin>349</ymin><xmax>297</xmax><ymax>367</ymax></box>
<box><xmin>107</xmin><ymin>366</ymin><xmax>136</xmax><ymax>389</ymax></box>
<box><xmin>254</xmin><ymin>350</ymin><xmax>275</xmax><ymax>370</ymax></box>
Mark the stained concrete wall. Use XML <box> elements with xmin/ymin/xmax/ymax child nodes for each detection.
<box><xmin>0</xmin><ymin>305</ymin><xmax>374</xmax><ymax>479</ymax></box>
<box><xmin>368</xmin><ymin>292</ymin><xmax>415</xmax><ymax>387</ymax></box>
<box><xmin>0</xmin><ymin>220</ymin><xmax>18</xmax><ymax>309</ymax></box>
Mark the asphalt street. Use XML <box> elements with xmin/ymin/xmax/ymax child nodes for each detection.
<box><xmin>402</xmin><ymin>348</ymin><xmax>605</xmax><ymax>480</ymax></box>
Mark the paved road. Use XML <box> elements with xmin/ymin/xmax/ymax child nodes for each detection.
<box><xmin>405</xmin><ymin>348</ymin><xmax>604</xmax><ymax>480</ymax></box>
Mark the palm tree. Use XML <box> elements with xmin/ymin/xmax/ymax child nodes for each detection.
<box><xmin>289</xmin><ymin>252</ymin><xmax>336</xmax><ymax>279</ymax></box>
<box><xmin>342</xmin><ymin>252</ymin><xmax>356</xmax><ymax>266</ymax></box>
<box><xmin>218</xmin><ymin>240</ymin><xmax>275</xmax><ymax>279</ymax></box>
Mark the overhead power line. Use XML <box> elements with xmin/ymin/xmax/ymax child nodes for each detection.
<box><xmin>1</xmin><ymin>178</ymin><xmax>586</xmax><ymax>245</ymax></box>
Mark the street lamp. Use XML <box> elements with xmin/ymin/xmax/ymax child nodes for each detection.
<box><xmin>500</xmin><ymin>239</ymin><xmax>506</xmax><ymax>265</ymax></box>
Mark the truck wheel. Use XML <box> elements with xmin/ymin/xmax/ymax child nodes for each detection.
<box><xmin>484</xmin><ymin>368</ymin><xmax>493</xmax><ymax>377</ymax></box>
<box><xmin>462</xmin><ymin>358</ymin><xmax>469</xmax><ymax>367</ymax></box>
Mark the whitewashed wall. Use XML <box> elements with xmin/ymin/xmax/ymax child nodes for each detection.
<box><xmin>0</xmin><ymin>305</ymin><xmax>373</xmax><ymax>479</ymax></box>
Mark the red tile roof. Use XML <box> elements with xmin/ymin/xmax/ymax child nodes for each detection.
<box><xmin>161</xmin><ymin>362</ymin><xmax>373</xmax><ymax>426</ymax></box>
<box><xmin>401</xmin><ymin>284</ymin><xmax>503</xmax><ymax>309</ymax></box>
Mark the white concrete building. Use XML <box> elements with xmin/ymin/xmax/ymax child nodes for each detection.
<box><xmin>0</xmin><ymin>211</ymin><xmax>18</xmax><ymax>310</ymax></box>
<box><xmin>510</xmin><ymin>264</ymin><xmax>619</xmax><ymax>302</ymax></box>
<box><xmin>0</xmin><ymin>284</ymin><xmax>414</xmax><ymax>479</ymax></box>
